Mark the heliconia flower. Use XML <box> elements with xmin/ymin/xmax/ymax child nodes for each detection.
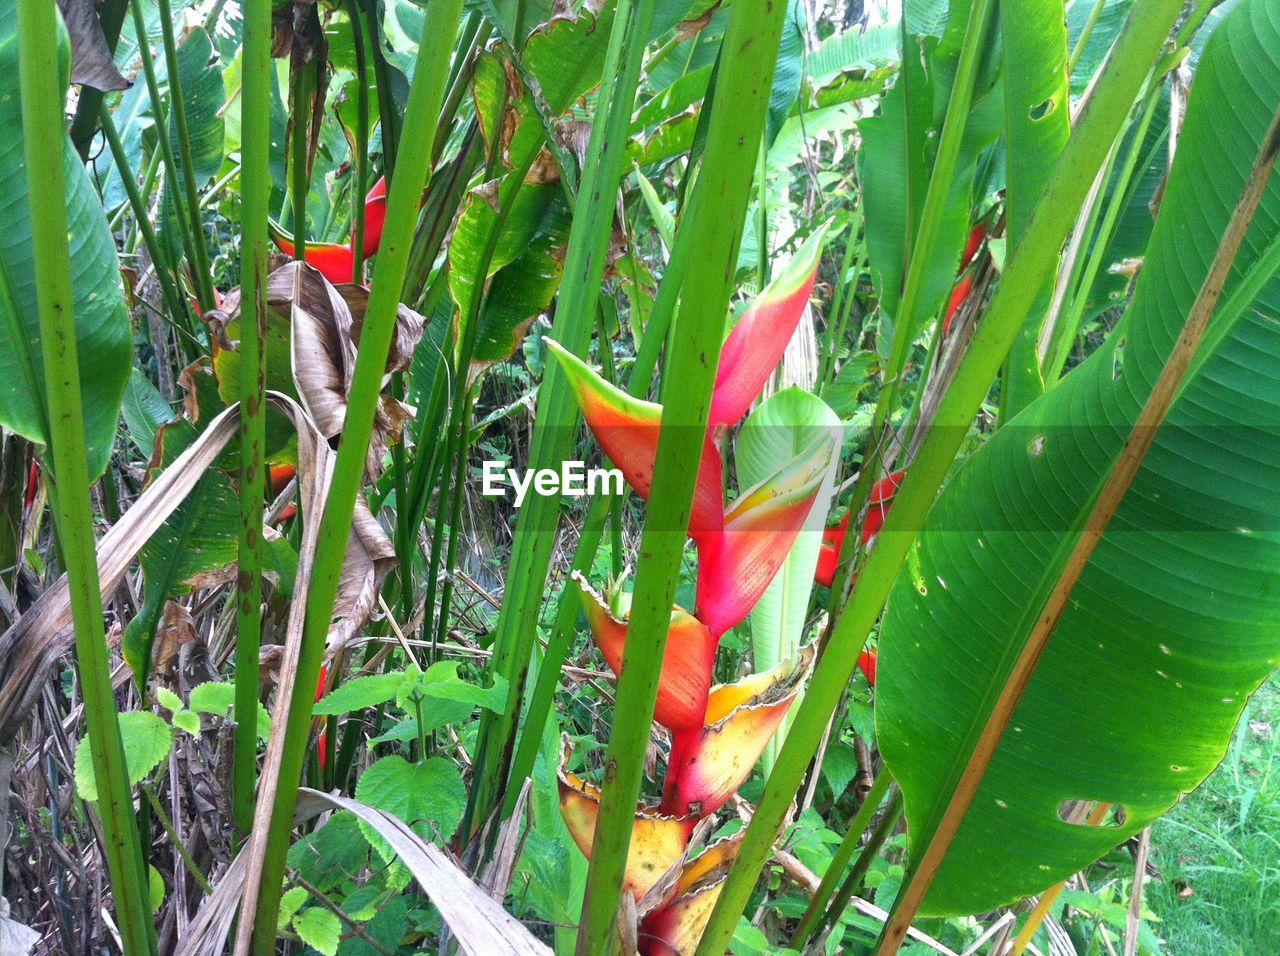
<box><xmin>558</xmin><ymin>741</ymin><xmax>696</xmax><ymax>900</ymax></box>
<box><xmin>270</xmin><ymin>177</ymin><xmax>390</xmax><ymax>285</ymax></box>
<box><xmin>571</xmin><ymin>571</ymin><xmax>718</xmax><ymax>733</ymax></box>
<box><xmin>857</xmin><ymin>648</ymin><xmax>876</xmax><ymax>686</ymax></box>
<box><xmin>269</xmin><ymin>462</ymin><xmax>298</xmax><ymax>522</ymax></box>
<box><xmin>360</xmin><ymin>176</ymin><xmax>387</xmax><ymax>257</ymax></box>
<box><xmin>695</xmin><ymin>435</ymin><xmax>837</xmax><ymax>638</ymax></box>
<box><xmin>662</xmin><ymin>645</ymin><xmax>816</xmax><ymax>816</ymax></box>
<box><xmin>941</xmin><ymin>273</ymin><xmax>974</xmax><ymax>336</ymax></box>
<box><xmin>544</xmin><ymin>339</ymin><xmax>725</xmax><ymax>540</ymax></box>
<box><xmin>640</xmin><ymin>832</ymin><xmax>745</xmax><ymax>956</ymax></box>
<box><xmin>315</xmin><ymin>663</ymin><xmax>330</xmax><ymax>771</ymax></box>
<box><xmin>709</xmin><ymin>224</ymin><xmax>831</xmax><ymax>428</ymax></box>
<box><xmin>814</xmin><ymin>469</ymin><xmax>906</xmax><ymax>588</ymax></box>
<box><xmin>271</xmin><ymin>237</ymin><xmax>357</xmax><ymax>285</ymax></box>
<box><xmin>959</xmin><ymin>222</ymin><xmax>987</xmax><ymax>273</ymax></box>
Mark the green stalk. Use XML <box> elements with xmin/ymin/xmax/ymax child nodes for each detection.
<box><xmin>1045</xmin><ymin>86</ymin><xmax>1163</xmax><ymax>381</ymax></box>
<box><xmin>15</xmin><ymin>4</ymin><xmax>155</xmax><ymax>953</ymax></box>
<box><xmin>288</xmin><ymin>50</ymin><xmax>313</xmax><ymax>261</ymax></box>
<box><xmin>127</xmin><ymin>0</ymin><xmax>203</xmax><ymax>305</ymax></box>
<box><xmin>156</xmin><ymin>0</ymin><xmax>217</xmax><ymax>310</ymax></box>
<box><xmin>692</xmin><ymin>4</ymin><xmax>1183</xmax><ymax>953</ymax></box>
<box><xmin>346</xmin><ymin>0</ymin><xmax>370</xmax><ymax>282</ymax></box>
<box><xmin>69</xmin><ymin>0</ymin><xmax>129</xmax><ymax>159</ymax></box>
<box><xmin>868</xmin><ymin>0</ymin><xmax>994</xmax><ymax>443</ymax></box>
<box><xmin>467</xmin><ymin>0</ymin><xmax>657</xmax><ymax>832</ymax></box>
<box><xmin>816</xmin><ymin>202</ymin><xmax>863</xmax><ymax>390</ymax></box>
<box><xmin>364</xmin><ymin>0</ymin><xmax>402</xmax><ymax>176</ymax></box>
<box><xmin>575</xmin><ymin>1</ymin><xmax>791</xmax><ymax>950</ymax></box>
<box><xmin>823</xmin><ymin>0</ymin><xmax>994</xmax><ymax>608</ymax></box>
<box><xmin>498</xmin><ymin>214</ymin><xmax>699</xmax><ymax>814</ymax></box>
<box><xmin>98</xmin><ymin>107</ymin><xmax>191</xmax><ymax>339</ymax></box>
<box><xmin>233</xmin><ymin>0</ymin><xmax>273</xmax><ymax>840</ymax></box>
<box><xmin>819</xmin><ymin>788</ymin><xmax>904</xmax><ymax>940</ymax></box>
<box><xmin>244</xmin><ymin>2</ymin><xmax>463</xmax><ymax>948</ymax></box>
<box><xmin>789</xmin><ymin>771</ymin><xmax>893</xmax><ymax>947</ymax></box>
<box><xmin>434</xmin><ymin>386</ymin><xmax>475</xmax><ymax>649</ymax></box>
<box><xmin>1067</xmin><ymin>0</ymin><xmax>1108</xmax><ymax>76</ymax></box>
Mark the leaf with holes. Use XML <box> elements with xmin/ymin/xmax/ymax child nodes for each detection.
<box><xmin>877</xmin><ymin>0</ymin><xmax>1280</xmax><ymax>915</ymax></box>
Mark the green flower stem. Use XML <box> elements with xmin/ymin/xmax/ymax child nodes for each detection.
<box><xmin>156</xmin><ymin>0</ymin><xmax>217</xmax><ymax>311</ymax></box>
<box><xmin>288</xmin><ymin>50</ymin><xmax>313</xmax><ymax>261</ymax></box>
<box><xmin>98</xmin><ymin>107</ymin><xmax>191</xmax><ymax>342</ymax></box>
<box><xmin>820</xmin><ymin>788</ymin><xmax>904</xmax><ymax>940</ymax></box>
<box><xmin>346</xmin><ymin>0</ymin><xmax>370</xmax><ymax>282</ymax></box>
<box><xmin>467</xmin><ymin>0</ymin><xmax>656</xmax><ymax>833</ymax></box>
<box><xmin>824</xmin><ymin>0</ymin><xmax>994</xmax><ymax>608</ymax></box>
<box><xmin>69</xmin><ymin>0</ymin><xmax>129</xmax><ymax>159</ymax></box>
<box><xmin>127</xmin><ymin>0</ymin><xmax>205</xmax><ymax>309</ymax></box>
<box><xmin>692</xmin><ymin>4</ymin><xmax>1184</xmax><ymax>953</ymax></box>
<box><xmin>15</xmin><ymin>4</ymin><xmax>155</xmax><ymax>952</ymax></box>
<box><xmin>575</xmin><ymin>1</ymin><xmax>792</xmax><ymax>950</ymax></box>
<box><xmin>1045</xmin><ymin>84</ymin><xmax>1163</xmax><ymax>381</ymax></box>
<box><xmin>245</xmin><ymin>2</ymin><xmax>463</xmax><ymax>948</ymax></box>
<box><xmin>232</xmin><ymin>0</ymin><xmax>273</xmax><ymax>840</ymax></box>
<box><xmin>817</xmin><ymin>201</ymin><xmax>864</xmax><ymax>391</ymax></box>
<box><xmin>789</xmin><ymin>771</ymin><xmax>893</xmax><ymax>948</ymax></box>
<box><xmin>498</xmin><ymin>214</ymin><xmax>698</xmax><ymax>817</ymax></box>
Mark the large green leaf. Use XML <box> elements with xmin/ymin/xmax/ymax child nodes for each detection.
<box><xmin>0</xmin><ymin>10</ymin><xmax>131</xmax><ymax>480</ymax></box>
<box><xmin>877</xmin><ymin>0</ymin><xmax>1280</xmax><ymax>916</ymax></box>
<box><xmin>998</xmin><ymin>0</ymin><xmax>1071</xmax><ymax>416</ymax></box>
<box><xmin>169</xmin><ymin>26</ymin><xmax>225</xmax><ymax>188</ymax></box>
<box><xmin>737</xmin><ymin>388</ymin><xmax>841</xmax><ymax>771</ymax></box>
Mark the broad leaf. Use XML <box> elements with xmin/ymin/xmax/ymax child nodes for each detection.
<box><xmin>355</xmin><ymin>756</ymin><xmax>467</xmax><ymax>862</ymax></box>
<box><xmin>877</xmin><ymin>0</ymin><xmax>1280</xmax><ymax>916</ymax></box>
<box><xmin>735</xmin><ymin>389</ymin><xmax>841</xmax><ymax>770</ymax></box>
<box><xmin>0</xmin><ymin>11</ymin><xmax>132</xmax><ymax>479</ymax></box>
<box><xmin>74</xmin><ymin>711</ymin><xmax>173</xmax><ymax>801</ymax></box>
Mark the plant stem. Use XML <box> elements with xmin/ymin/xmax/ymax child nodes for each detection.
<box><xmin>346</xmin><ymin>0</ymin><xmax>370</xmax><ymax>282</ymax></box>
<box><xmin>289</xmin><ymin>48</ymin><xmax>313</xmax><ymax>262</ymax></box>
<box><xmin>156</xmin><ymin>0</ymin><xmax>218</xmax><ymax>310</ymax></box>
<box><xmin>127</xmin><ymin>0</ymin><xmax>202</xmax><ymax>305</ymax></box>
<box><xmin>15</xmin><ymin>4</ymin><xmax>155</xmax><ymax>952</ymax></box>
<box><xmin>692</xmin><ymin>4</ymin><xmax>1185</xmax><ymax>953</ymax></box>
<box><xmin>821</xmin><ymin>788</ymin><xmax>903</xmax><ymax>940</ymax></box>
<box><xmin>467</xmin><ymin>0</ymin><xmax>656</xmax><ymax>834</ymax></box>
<box><xmin>69</xmin><ymin>0</ymin><xmax>130</xmax><ymax>159</ymax></box>
<box><xmin>825</xmin><ymin>0</ymin><xmax>994</xmax><ymax>607</ymax></box>
<box><xmin>239</xmin><ymin>3</ymin><xmax>463</xmax><ymax>948</ymax></box>
<box><xmin>98</xmin><ymin>107</ymin><xmax>191</xmax><ymax>340</ymax></box>
<box><xmin>232</xmin><ymin>0</ymin><xmax>273</xmax><ymax>841</ymax></box>
<box><xmin>575</xmin><ymin>1</ymin><xmax>790</xmax><ymax>950</ymax></box>
<box><xmin>790</xmin><ymin>771</ymin><xmax>893</xmax><ymax>947</ymax></box>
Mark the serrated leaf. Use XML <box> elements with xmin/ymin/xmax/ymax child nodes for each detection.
<box><xmin>189</xmin><ymin>681</ymin><xmax>235</xmax><ymax>715</ymax></box>
<box><xmin>354</xmin><ymin>756</ymin><xmax>465</xmax><ymax>863</ymax></box>
<box><xmin>155</xmin><ymin>687</ymin><xmax>183</xmax><ymax>712</ymax></box>
<box><xmin>313</xmin><ymin>671</ymin><xmax>407</xmax><ymax>716</ymax></box>
<box><xmin>293</xmin><ymin>907</ymin><xmax>341</xmax><ymax>956</ymax></box>
<box><xmin>74</xmin><ymin>711</ymin><xmax>173</xmax><ymax>801</ymax></box>
<box><xmin>279</xmin><ymin>887</ymin><xmax>309</xmax><ymax>930</ymax></box>
<box><xmin>172</xmin><ymin>710</ymin><xmax>202</xmax><ymax>735</ymax></box>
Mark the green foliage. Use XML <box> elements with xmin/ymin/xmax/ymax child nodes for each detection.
<box><xmin>74</xmin><ymin>712</ymin><xmax>173</xmax><ymax>801</ymax></box>
<box><xmin>0</xmin><ymin>7</ymin><xmax>132</xmax><ymax>479</ymax></box>
<box><xmin>354</xmin><ymin>756</ymin><xmax>466</xmax><ymax>859</ymax></box>
<box><xmin>878</xmin><ymin>0</ymin><xmax>1280</xmax><ymax>916</ymax></box>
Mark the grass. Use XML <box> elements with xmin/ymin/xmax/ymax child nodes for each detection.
<box><xmin>1147</xmin><ymin>673</ymin><xmax>1280</xmax><ymax>953</ymax></box>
